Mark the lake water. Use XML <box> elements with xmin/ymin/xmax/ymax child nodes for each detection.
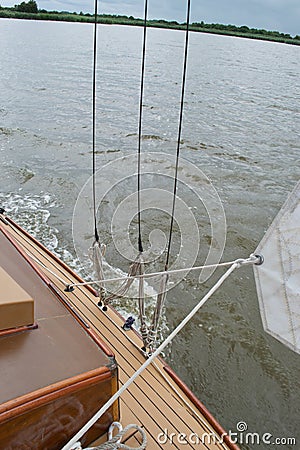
<box><xmin>1</xmin><ymin>19</ymin><xmax>300</xmax><ymax>449</ymax></box>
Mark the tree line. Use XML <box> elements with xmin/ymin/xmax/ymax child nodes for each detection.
<box><xmin>0</xmin><ymin>1</ymin><xmax>299</xmax><ymax>45</ymax></box>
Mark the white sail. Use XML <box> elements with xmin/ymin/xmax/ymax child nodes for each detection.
<box><xmin>253</xmin><ymin>180</ymin><xmax>300</xmax><ymax>354</ymax></box>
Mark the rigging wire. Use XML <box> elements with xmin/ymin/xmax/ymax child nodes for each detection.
<box><xmin>137</xmin><ymin>0</ymin><xmax>149</xmax><ymax>254</ymax></box>
<box><xmin>64</xmin><ymin>255</ymin><xmax>261</xmax><ymax>290</ymax></box>
<box><xmin>99</xmin><ymin>3</ymin><xmax>149</xmax><ymax>309</ymax></box>
<box><xmin>135</xmin><ymin>0</ymin><xmax>149</xmax><ymax>349</ymax></box>
<box><xmin>141</xmin><ymin>0</ymin><xmax>192</xmax><ymax>352</ymax></box>
<box><xmin>90</xmin><ymin>0</ymin><xmax>106</xmax><ymax>303</ymax></box>
<box><xmin>61</xmin><ymin>260</ymin><xmax>241</xmax><ymax>450</ymax></box>
<box><xmin>165</xmin><ymin>0</ymin><xmax>191</xmax><ymax>269</ymax></box>
<box><xmin>92</xmin><ymin>0</ymin><xmax>99</xmax><ymax>242</ymax></box>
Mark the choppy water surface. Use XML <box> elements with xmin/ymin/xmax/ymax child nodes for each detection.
<box><xmin>1</xmin><ymin>19</ymin><xmax>299</xmax><ymax>449</ymax></box>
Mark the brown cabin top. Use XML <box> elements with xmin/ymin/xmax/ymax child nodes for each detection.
<box><xmin>0</xmin><ymin>228</ymin><xmax>114</xmax><ymax>405</ymax></box>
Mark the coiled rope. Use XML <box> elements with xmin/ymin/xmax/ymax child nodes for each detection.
<box><xmin>70</xmin><ymin>424</ymin><xmax>147</xmax><ymax>450</ymax></box>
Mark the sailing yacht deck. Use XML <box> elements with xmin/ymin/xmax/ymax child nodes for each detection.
<box><xmin>0</xmin><ymin>214</ymin><xmax>238</xmax><ymax>450</ymax></box>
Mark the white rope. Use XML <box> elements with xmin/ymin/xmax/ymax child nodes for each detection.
<box><xmin>144</xmin><ymin>273</ymin><xmax>168</xmax><ymax>351</ymax></box>
<box><xmin>70</xmin><ymin>423</ymin><xmax>147</xmax><ymax>450</ymax></box>
<box><xmin>104</xmin><ymin>254</ymin><xmax>144</xmax><ymax>304</ymax></box>
<box><xmin>27</xmin><ymin>252</ymin><xmax>69</xmax><ymax>285</ymax></box>
<box><xmin>89</xmin><ymin>240</ymin><xmax>106</xmax><ymax>300</ymax></box>
<box><xmin>137</xmin><ymin>253</ymin><xmax>148</xmax><ymax>348</ymax></box>
<box><xmin>66</xmin><ymin>254</ymin><xmax>260</xmax><ymax>290</ymax></box>
<box><xmin>61</xmin><ymin>258</ymin><xmax>246</xmax><ymax>450</ymax></box>
<box><xmin>96</xmin><ymin>424</ymin><xmax>147</xmax><ymax>449</ymax></box>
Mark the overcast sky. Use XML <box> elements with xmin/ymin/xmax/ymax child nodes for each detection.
<box><xmin>3</xmin><ymin>0</ymin><xmax>300</xmax><ymax>36</ymax></box>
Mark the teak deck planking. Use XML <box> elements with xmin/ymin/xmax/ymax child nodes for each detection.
<box><xmin>0</xmin><ymin>216</ymin><xmax>238</xmax><ymax>450</ymax></box>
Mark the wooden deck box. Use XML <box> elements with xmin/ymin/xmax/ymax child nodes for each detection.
<box><xmin>0</xmin><ymin>267</ymin><xmax>34</xmax><ymax>332</ymax></box>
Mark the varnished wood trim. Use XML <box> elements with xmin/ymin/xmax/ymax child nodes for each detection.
<box><xmin>163</xmin><ymin>364</ymin><xmax>240</xmax><ymax>450</ymax></box>
<box><xmin>49</xmin><ymin>283</ymin><xmax>116</xmax><ymax>359</ymax></box>
<box><xmin>49</xmin><ymin>282</ymin><xmax>91</xmax><ymax>328</ymax></box>
<box><xmin>88</xmin><ymin>327</ymin><xmax>115</xmax><ymax>358</ymax></box>
<box><xmin>4</xmin><ymin>217</ymin><xmax>99</xmax><ymax>297</ymax></box>
<box><xmin>0</xmin><ymin>367</ymin><xmax>112</xmax><ymax>421</ymax></box>
<box><xmin>0</xmin><ymin>226</ymin><xmax>50</xmax><ymax>285</ymax></box>
<box><xmin>0</xmin><ymin>323</ymin><xmax>38</xmax><ymax>337</ymax></box>
<box><xmin>111</xmin><ymin>366</ymin><xmax>120</xmax><ymax>421</ymax></box>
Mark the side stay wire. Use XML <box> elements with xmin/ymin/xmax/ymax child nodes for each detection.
<box><xmin>92</xmin><ymin>0</ymin><xmax>99</xmax><ymax>242</ymax></box>
<box><xmin>137</xmin><ymin>0</ymin><xmax>149</xmax><ymax>254</ymax></box>
<box><xmin>165</xmin><ymin>0</ymin><xmax>191</xmax><ymax>269</ymax></box>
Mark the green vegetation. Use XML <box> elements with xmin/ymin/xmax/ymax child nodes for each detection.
<box><xmin>14</xmin><ymin>0</ymin><xmax>37</xmax><ymax>13</ymax></box>
<box><xmin>0</xmin><ymin>1</ymin><xmax>299</xmax><ymax>46</ymax></box>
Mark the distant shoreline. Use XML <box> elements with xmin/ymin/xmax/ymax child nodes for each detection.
<box><xmin>0</xmin><ymin>8</ymin><xmax>299</xmax><ymax>46</ymax></box>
